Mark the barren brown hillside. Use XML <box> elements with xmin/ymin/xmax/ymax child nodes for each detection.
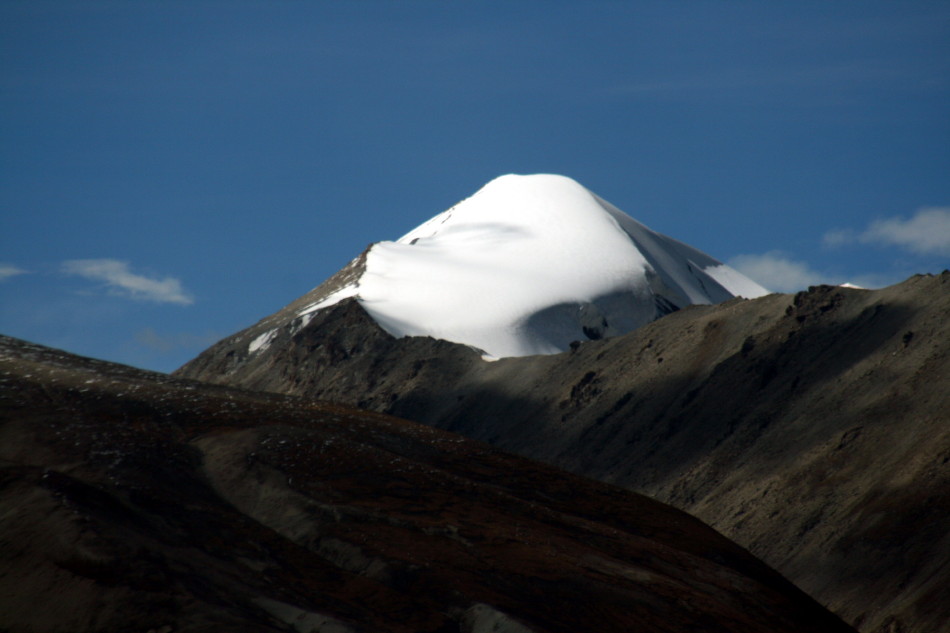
<box><xmin>0</xmin><ymin>335</ymin><xmax>854</xmax><ymax>632</ymax></box>
<box><xmin>179</xmin><ymin>272</ymin><xmax>950</xmax><ymax>633</ymax></box>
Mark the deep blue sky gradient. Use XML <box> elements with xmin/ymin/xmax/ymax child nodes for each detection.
<box><xmin>2</xmin><ymin>1</ymin><xmax>948</xmax><ymax>371</ymax></box>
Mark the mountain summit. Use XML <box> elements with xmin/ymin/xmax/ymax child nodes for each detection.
<box><xmin>244</xmin><ymin>174</ymin><xmax>768</xmax><ymax>360</ymax></box>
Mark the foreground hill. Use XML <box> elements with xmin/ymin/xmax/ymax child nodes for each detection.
<box><xmin>178</xmin><ymin>272</ymin><xmax>950</xmax><ymax>633</ymax></box>
<box><xmin>0</xmin><ymin>335</ymin><xmax>853</xmax><ymax>632</ymax></box>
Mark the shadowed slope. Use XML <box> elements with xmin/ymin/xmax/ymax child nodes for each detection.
<box><xmin>178</xmin><ymin>272</ymin><xmax>950</xmax><ymax>633</ymax></box>
<box><xmin>0</xmin><ymin>335</ymin><xmax>853</xmax><ymax>633</ymax></box>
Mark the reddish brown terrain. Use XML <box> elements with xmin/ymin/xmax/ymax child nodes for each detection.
<box><xmin>0</xmin><ymin>335</ymin><xmax>854</xmax><ymax>632</ymax></box>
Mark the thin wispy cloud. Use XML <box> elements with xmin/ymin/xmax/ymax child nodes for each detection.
<box><xmin>135</xmin><ymin>327</ymin><xmax>219</xmax><ymax>353</ymax></box>
<box><xmin>614</xmin><ymin>62</ymin><xmax>910</xmax><ymax>98</ymax></box>
<box><xmin>824</xmin><ymin>207</ymin><xmax>950</xmax><ymax>256</ymax></box>
<box><xmin>0</xmin><ymin>264</ymin><xmax>27</xmax><ymax>281</ymax></box>
<box><xmin>730</xmin><ymin>250</ymin><xmax>909</xmax><ymax>293</ymax></box>
<box><xmin>728</xmin><ymin>251</ymin><xmax>835</xmax><ymax>293</ymax></box>
<box><xmin>62</xmin><ymin>259</ymin><xmax>193</xmax><ymax>305</ymax></box>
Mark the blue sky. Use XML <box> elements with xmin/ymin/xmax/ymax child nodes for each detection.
<box><xmin>2</xmin><ymin>1</ymin><xmax>948</xmax><ymax>372</ymax></box>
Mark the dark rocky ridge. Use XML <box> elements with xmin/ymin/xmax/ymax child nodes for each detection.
<box><xmin>178</xmin><ymin>272</ymin><xmax>950</xmax><ymax>633</ymax></box>
<box><xmin>0</xmin><ymin>335</ymin><xmax>854</xmax><ymax>632</ymax></box>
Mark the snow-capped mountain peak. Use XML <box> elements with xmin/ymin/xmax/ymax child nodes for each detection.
<box><xmin>268</xmin><ymin>174</ymin><xmax>769</xmax><ymax>359</ymax></box>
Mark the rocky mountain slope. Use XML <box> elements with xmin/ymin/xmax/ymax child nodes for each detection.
<box><xmin>178</xmin><ymin>272</ymin><xmax>950</xmax><ymax>633</ymax></box>
<box><xmin>0</xmin><ymin>335</ymin><xmax>855</xmax><ymax>632</ymax></box>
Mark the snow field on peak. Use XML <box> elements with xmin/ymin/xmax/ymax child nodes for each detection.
<box><xmin>271</xmin><ymin>173</ymin><xmax>769</xmax><ymax>359</ymax></box>
<box><xmin>356</xmin><ymin>175</ymin><xmax>658</xmax><ymax>357</ymax></box>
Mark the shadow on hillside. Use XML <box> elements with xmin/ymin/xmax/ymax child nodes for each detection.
<box><xmin>390</xmin><ymin>295</ymin><xmax>920</xmax><ymax>494</ymax></box>
<box><xmin>385</xmin><ymin>294</ymin><xmax>943</xmax><ymax>630</ymax></box>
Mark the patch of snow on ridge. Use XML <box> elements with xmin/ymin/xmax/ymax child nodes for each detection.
<box><xmin>297</xmin><ymin>174</ymin><xmax>768</xmax><ymax>359</ymax></box>
<box><xmin>298</xmin><ymin>284</ymin><xmax>360</xmax><ymax>318</ymax></box>
<box><xmin>249</xmin><ymin>329</ymin><xmax>278</xmax><ymax>354</ymax></box>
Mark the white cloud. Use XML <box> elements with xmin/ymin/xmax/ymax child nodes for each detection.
<box><xmin>0</xmin><ymin>264</ymin><xmax>27</xmax><ymax>281</ymax></box>
<box><xmin>859</xmin><ymin>207</ymin><xmax>950</xmax><ymax>256</ymax></box>
<box><xmin>824</xmin><ymin>207</ymin><xmax>950</xmax><ymax>256</ymax></box>
<box><xmin>821</xmin><ymin>229</ymin><xmax>856</xmax><ymax>248</ymax></box>
<box><xmin>728</xmin><ymin>251</ymin><xmax>836</xmax><ymax>293</ymax></box>
<box><xmin>62</xmin><ymin>259</ymin><xmax>193</xmax><ymax>305</ymax></box>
